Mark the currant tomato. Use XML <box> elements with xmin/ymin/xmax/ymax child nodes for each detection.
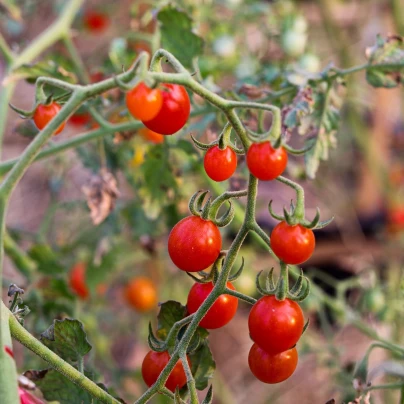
<box><xmin>168</xmin><ymin>216</ymin><xmax>222</xmax><ymax>272</ymax></box>
<box><xmin>187</xmin><ymin>281</ymin><xmax>238</xmax><ymax>329</ymax></box>
<box><xmin>84</xmin><ymin>11</ymin><xmax>109</xmax><ymax>32</ymax></box>
<box><xmin>248</xmin><ymin>344</ymin><xmax>298</xmax><ymax>384</ymax></box>
<box><xmin>125</xmin><ymin>277</ymin><xmax>157</xmax><ymax>312</ymax></box>
<box><xmin>248</xmin><ymin>295</ymin><xmax>304</xmax><ymax>354</ymax></box>
<box><xmin>138</xmin><ymin>127</ymin><xmax>164</xmax><ymax>144</ymax></box>
<box><xmin>270</xmin><ymin>221</ymin><xmax>315</xmax><ymax>265</ymax></box>
<box><xmin>204</xmin><ymin>146</ymin><xmax>237</xmax><ymax>182</ymax></box>
<box><xmin>246</xmin><ymin>141</ymin><xmax>288</xmax><ymax>180</ymax></box>
<box><xmin>142</xmin><ymin>84</ymin><xmax>190</xmax><ymax>135</ymax></box>
<box><xmin>142</xmin><ymin>351</ymin><xmax>190</xmax><ymax>392</ymax></box>
<box><xmin>69</xmin><ymin>262</ymin><xmax>89</xmax><ymax>300</ymax></box>
<box><xmin>19</xmin><ymin>387</ymin><xmax>46</xmax><ymax>404</ymax></box>
<box><xmin>126</xmin><ymin>83</ymin><xmax>163</xmax><ymax>122</ymax></box>
<box><xmin>33</xmin><ymin>102</ymin><xmax>65</xmax><ymax>135</ymax></box>
<box><xmin>69</xmin><ymin>112</ymin><xmax>91</xmax><ymax>126</ymax></box>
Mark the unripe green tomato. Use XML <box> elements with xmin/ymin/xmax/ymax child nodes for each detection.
<box><xmin>213</xmin><ymin>35</ymin><xmax>236</xmax><ymax>58</ymax></box>
<box><xmin>282</xmin><ymin>31</ymin><xmax>307</xmax><ymax>57</ymax></box>
<box><xmin>236</xmin><ymin>272</ymin><xmax>256</xmax><ymax>297</ymax></box>
<box><xmin>361</xmin><ymin>288</ymin><xmax>386</xmax><ymax>315</ymax></box>
<box><xmin>235</xmin><ymin>57</ymin><xmax>258</xmax><ymax>78</ymax></box>
<box><xmin>298</xmin><ymin>53</ymin><xmax>321</xmax><ymax>73</ymax></box>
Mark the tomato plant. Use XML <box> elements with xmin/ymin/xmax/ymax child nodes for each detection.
<box><xmin>187</xmin><ymin>281</ymin><xmax>238</xmax><ymax>329</ymax></box>
<box><xmin>125</xmin><ymin>277</ymin><xmax>157</xmax><ymax>312</ymax></box>
<box><xmin>33</xmin><ymin>102</ymin><xmax>65</xmax><ymax>135</ymax></box>
<box><xmin>126</xmin><ymin>83</ymin><xmax>163</xmax><ymax>122</ymax></box>
<box><xmin>204</xmin><ymin>146</ymin><xmax>237</xmax><ymax>182</ymax></box>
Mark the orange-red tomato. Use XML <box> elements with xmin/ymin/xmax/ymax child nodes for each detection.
<box><xmin>69</xmin><ymin>262</ymin><xmax>89</xmax><ymax>300</ymax></box>
<box><xmin>126</xmin><ymin>83</ymin><xmax>163</xmax><ymax>122</ymax></box>
<box><xmin>69</xmin><ymin>112</ymin><xmax>91</xmax><ymax>126</ymax></box>
<box><xmin>84</xmin><ymin>11</ymin><xmax>109</xmax><ymax>33</ymax></box>
<box><xmin>33</xmin><ymin>102</ymin><xmax>65</xmax><ymax>135</ymax></box>
<box><xmin>204</xmin><ymin>146</ymin><xmax>237</xmax><ymax>182</ymax></box>
<box><xmin>125</xmin><ymin>277</ymin><xmax>158</xmax><ymax>312</ymax></box>
<box><xmin>138</xmin><ymin>127</ymin><xmax>164</xmax><ymax>144</ymax></box>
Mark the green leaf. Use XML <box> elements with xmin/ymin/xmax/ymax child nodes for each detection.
<box><xmin>28</xmin><ymin>244</ymin><xmax>65</xmax><ymax>275</ymax></box>
<box><xmin>189</xmin><ymin>341</ymin><xmax>216</xmax><ymax>390</ymax></box>
<box><xmin>41</xmin><ymin>318</ymin><xmax>92</xmax><ymax>364</ymax></box>
<box><xmin>176</xmin><ymin>139</ymin><xmax>198</xmax><ymax>156</ymax></box>
<box><xmin>156</xmin><ymin>301</ymin><xmax>187</xmax><ymax>340</ymax></box>
<box><xmin>365</xmin><ymin>35</ymin><xmax>404</xmax><ymax>88</ymax></box>
<box><xmin>158</xmin><ymin>5</ymin><xmax>204</xmax><ymax>68</ymax></box>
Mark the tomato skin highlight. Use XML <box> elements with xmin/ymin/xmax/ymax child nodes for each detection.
<box><xmin>125</xmin><ymin>277</ymin><xmax>157</xmax><ymax>312</ymax></box>
<box><xmin>270</xmin><ymin>221</ymin><xmax>315</xmax><ymax>265</ymax></box>
<box><xmin>248</xmin><ymin>295</ymin><xmax>304</xmax><ymax>354</ymax></box>
<box><xmin>168</xmin><ymin>216</ymin><xmax>222</xmax><ymax>272</ymax></box>
<box><xmin>142</xmin><ymin>84</ymin><xmax>190</xmax><ymax>135</ymax></box>
<box><xmin>204</xmin><ymin>146</ymin><xmax>237</xmax><ymax>182</ymax></box>
<box><xmin>69</xmin><ymin>262</ymin><xmax>89</xmax><ymax>300</ymax></box>
<box><xmin>33</xmin><ymin>103</ymin><xmax>65</xmax><ymax>135</ymax></box>
<box><xmin>126</xmin><ymin>83</ymin><xmax>163</xmax><ymax>122</ymax></box>
<box><xmin>142</xmin><ymin>351</ymin><xmax>190</xmax><ymax>392</ymax></box>
<box><xmin>187</xmin><ymin>281</ymin><xmax>238</xmax><ymax>329</ymax></box>
<box><xmin>246</xmin><ymin>142</ymin><xmax>288</xmax><ymax>180</ymax></box>
<box><xmin>138</xmin><ymin>127</ymin><xmax>164</xmax><ymax>144</ymax></box>
<box><xmin>248</xmin><ymin>344</ymin><xmax>298</xmax><ymax>384</ymax></box>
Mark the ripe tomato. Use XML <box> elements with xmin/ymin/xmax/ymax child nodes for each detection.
<box><xmin>19</xmin><ymin>387</ymin><xmax>46</xmax><ymax>404</ymax></box>
<box><xmin>126</xmin><ymin>83</ymin><xmax>163</xmax><ymax>122</ymax></box>
<box><xmin>84</xmin><ymin>11</ymin><xmax>109</xmax><ymax>32</ymax></box>
<box><xmin>270</xmin><ymin>221</ymin><xmax>315</xmax><ymax>265</ymax></box>
<box><xmin>248</xmin><ymin>295</ymin><xmax>304</xmax><ymax>354</ymax></box>
<box><xmin>142</xmin><ymin>351</ymin><xmax>190</xmax><ymax>392</ymax></box>
<box><xmin>246</xmin><ymin>142</ymin><xmax>288</xmax><ymax>180</ymax></box>
<box><xmin>138</xmin><ymin>127</ymin><xmax>164</xmax><ymax>144</ymax></box>
<box><xmin>168</xmin><ymin>216</ymin><xmax>222</xmax><ymax>272</ymax></box>
<box><xmin>33</xmin><ymin>102</ymin><xmax>65</xmax><ymax>135</ymax></box>
<box><xmin>69</xmin><ymin>262</ymin><xmax>89</xmax><ymax>300</ymax></box>
<box><xmin>125</xmin><ymin>277</ymin><xmax>157</xmax><ymax>312</ymax></box>
<box><xmin>204</xmin><ymin>146</ymin><xmax>237</xmax><ymax>182</ymax></box>
<box><xmin>142</xmin><ymin>84</ymin><xmax>190</xmax><ymax>135</ymax></box>
<box><xmin>248</xmin><ymin>344</ymin><xmax>298</xmax><ymax>384</ymax></box>
<box><xmin>69</xmin><ymin>112</ymin><xmax>91</xmax><ymax>126</ymax></box>
<box><xmin>187</xmin><ymin>281</ymin><xmax>238</xmax><ymax>329</ymax></box>
<box><xmin>4</xmin><ymin>346</ymin><xmax>14</xmax><ymax>358</ymax></box>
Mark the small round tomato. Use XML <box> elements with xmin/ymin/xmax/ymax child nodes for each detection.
<box><xmin>142</xmin><ymin>84</ymin><xmax>190</xmax><ymax>135</ymax></box>
<box><xmin>19</xmin><ymin>387</ymin><xmax>46</xmax><ymax>404</ymax></box>
<box><xmin>204</xmin><ymin>146</ymin><xmax>237</xmax><ymax>182</ymax></box>
<box><xmin>84</xmin><ymin>11</ymin><xmax>109</xmax><ymax>32</ymax></box>
<box><xmin>248</xmin><ymin>344</ymin><xmax>298</xmax><ymax>384</ymax></box>
<box><xmin>125</xmin><ymin>277</ymin><xmax>157</xmax><ymax>312</ymax></box>
<box><xmin>126</xmin><ymin>83</ymin><xmax>163</xmax><ymax>122</ymax></box>
<box><xmin>187</xmin><ymin>281</ymin><xmax>238</xmax><ymax>329</ymax></box>
<box><xmin>248</xmin><ymin>295</ymin><xmax>304</xmax><ymax>354</ymax></box>
<box><xmin>69</xmin><ymin>262</ymin><xmax>89</xmax><ymax>300</ymax></box>
<box><xmin>69</xmin><ymin>112</ymin><xmax>91</xmax><ymax>126</ymax></box>
<box><xmin>168</xmin><ymin>216</ymin><xmax>222</xmax><ymax>272</ymax></box>
<box><xmin>142</xmin><ymin>351</ymin><xmax>190</xmax><ymax>392</ymax></box>
<box><xmin>246</xmin><ymin>142</ymin><xmax>288</xmax><ymax>180</ymax></box>
<box><xmin>270</xmin><ymin>221</ymin><xmax>315</xmax><ymax>265</ymax></box>
<box><xmin>33</xmin><ymin>102</ymin><xmax>65</xmax><ymax>135</ymax></box>
<box><xmin>138</xmin><ymin>127</ymin><xmax>164</xmax><ymax>144</ymax></box>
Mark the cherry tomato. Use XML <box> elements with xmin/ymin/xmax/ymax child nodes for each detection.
<box><xmin>168</xmin><ymin>216</ymin><xmax>222</xmax><ymax>272</ymax></box>
<box><xmin>138</xmin><ymin>127</ymin><xmax>164</xmax><ymax>144</ymax></box>
<box><xmin>142</xmin><ymin>84</ymin><xmax>190</xmax><ymax>135</ymax></box>
<box><xmin>69</xmin><ymin>112</ymin><xmax>91</xmax><ymax>126</ymax></box>
<box><xmin>19</xmin><ymin>387</ymin><xmax>46</xmax><ymax>404</ymax></box>
<box><xmin>270</xmin><ymin>221</ymin><xmax>315</xmax><ymax>265</ymax></box>
<box><xmin>248</xmin><ymin>295</ymin><xmax>304</xmax><ymax>354</ymax></box>
<box><xmin>125</xmin><ymin>277</ymin><xmax>157</xmax><ymax>312</ymax></box>
<box><xmin>126</xmin><ymin>83</ymin><xmax>163</xmax><ymax>122</ymax></box>
<box><xmin>248</xmin><ymin>344</ymin><xmax>298</xmax><ymax>384</ymax></box>
<box><xmin>204</xmin><ymin>146</ymin><xmax>237</xmax><ymax>182</ymax></box>
<box><xmin>69</xmin><ymin>262</ymin><xmax>89</xmax><ymax>300</ymax></box>
<box><xmin>142</xmin><ymin>351</ymin><xmax>190</xmax><ymax>392</ymax></box>
<box><xmin>246</xmin><ymin>141</ymin><xmax>288</xmax><ymax>180</ymax></box>
<box><xmin>187</xmin><ymin>281</ymin><xmax>238</xmax><ymax>329</ymax></box>
<box><xmin>33</xmin><ymin>102</ymin><xmax>65</xmax><ymax>135</ymax></box>
<box><xmin>84</xmin><ymin>11</ymin><xmax>109</xmax><ymax>32</ymax></box>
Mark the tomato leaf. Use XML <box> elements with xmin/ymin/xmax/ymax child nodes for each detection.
<box><xmin>157</xmin><ymin>5</ymin><xmax>204</xmax><ymax>68</ymax></box>
<box><xmin>40</xmin><ymin>318</ymin><xmax>92</xmax><ymax>364</ymax></box>
<box><xmin>189</xmin><ymin>340</ymin><xmax>216</xmax><ymax>390</ymax></box>
<box><xmin>28</xmin><ymin>244</ymin><xmax>65</xmax><ymax>275</ymax></box>
<box><xmin>156</xmin><ymin>301</ymin><xmax>187</xmax><ymax>340</ymax></box>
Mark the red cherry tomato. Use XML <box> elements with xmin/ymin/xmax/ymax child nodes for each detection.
<box><xmin>204</xmin><ymin>146</ymin><xmax>237</xmax><ymax>182</ymax></box>
<box><xmin>246</xmin><ymin>141</ymin><xmax>288</xmax><ymax>180</ymax></box>
<box><xmin>33</xmin><ymin>102</ymin><xmax>65</xmax><ymax>135</ymax></box>
<box><xmin>69</xmin><ymin>112</ymin><xmax>91</xmax><ymax>126</ymax></box>
<box><xmin>142</xmin><ymin>84</ymin><xmax>190</xmax><ymax>135</ymax></box>
<box><xmin>142</xmin><ymin>351</ymin><xmax>190</xmax><ymax>392</ymax></box>
<box><xmin>126</xmin><ymin>83</ymin><xmax>163</xmax><ymax>122</ymax></box>
<box><xmin>19</xmin><ymin>387</ymin><xmax>46</xmax><ymax>404</ymax></box>
<box><xmin>168</xmin><ymin>216</ymin><xmax>222</xmax><ymax>272</ymax></box>
<box><xmin>270</xmin><ymin>221</ymin><xmax>315</xmax><ymax>265</ymax></box>
<box><xmin>248</xmin><ymin>295</ymin><xmax>304</xmax><ymax>354</ymax></box>
<box><xmin>125</xmin><ymin>277</ymin><xmax>157</xmax><ymax>312</ymax></box>
<box><xmin>138</xmin><ymin>127</ymin><xmax>164</xmax><ymax>144</ymax></box>
<box><xmin>187</xmin><ymin>281</ymin><xmax>238</xmax><ymax>329</ymax></box>
<box><xmin>248</xmin><ymin>344</ymin><xmax>298</xmax><ymax>384</ymax></box>
<box><xmin>84</xmin><ymin>11</ymin><xmax>109</xmax><ymax>33</ymax></box>
<box><xmin>69</xmin><ymin>262</ymin><xmax>89</xmax><ymax>300</ymax></box>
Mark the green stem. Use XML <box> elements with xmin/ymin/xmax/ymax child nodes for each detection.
<box><xmin>0</xmin><ymin>82</ymin><xmax>16</xmax><ymax>159</ymax></box>
<box><xmin>0</xmin><ymin>33</ymin><xmax>13</xmax><ymax>65</ymax></box>
<box><xmin>181</xmin><ymin>354</ymin><xmax>199</xmax><ymax>404</ymax></box>
<box><xmin>225</xmin><ymin>288</ymin><xmax>257</xmax><ymax>305</ymax></box>
<box><xmin>78</xmin><ymin>356</ymin><xmax>84</xmax><ymax>373</ymax></box>
<box><xmin>391</xmin><ymin>0</ymin><xmax>404</xmax><ymax>35</ymax></box>
<box><xmin>276</xmin><ymin>176</ymin><xmax>305</xmax><ymax>221</ymax></box>
<box><xmin>62</xmin><ymin>35</ymin><xmax>90</xmax><ymax>84</ymax></box>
